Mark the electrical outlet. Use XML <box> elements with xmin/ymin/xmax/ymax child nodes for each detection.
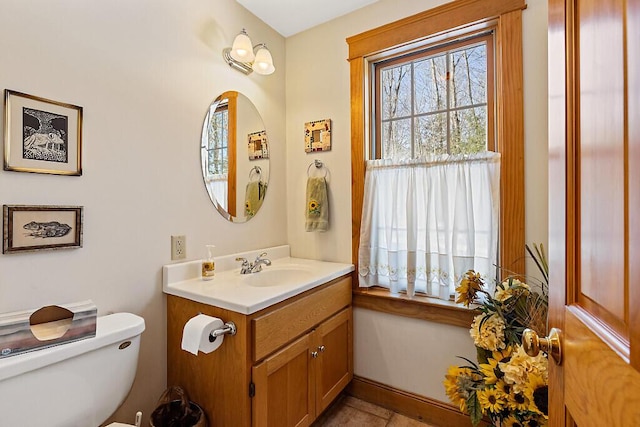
<box><xmin>171</xmin><ymin>235</ymin><xmax>186</xmax><ymax>260</ymax></box>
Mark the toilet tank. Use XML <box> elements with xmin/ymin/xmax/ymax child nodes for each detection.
<box><xmin>0</xmin><ymin>312</ymin><xmax>145</xmax><ymax>427</ymax></box>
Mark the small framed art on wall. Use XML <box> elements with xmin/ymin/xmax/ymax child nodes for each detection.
<box><xmin>4</xmin><ymin>90</ymin><xmax>83</xmax><ymax>176</ymax></box>
<box><xmin>3</xmin><ymin>205</ymin><xmax>84</xmax><ymax>253</ymax></box>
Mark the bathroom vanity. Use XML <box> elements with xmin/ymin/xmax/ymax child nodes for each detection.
<box><xmin>163</xmin><ymin>246</ymin><xmax>354</xmax><ymax>427</ymax></box>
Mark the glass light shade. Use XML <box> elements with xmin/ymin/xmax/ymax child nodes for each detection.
<box><xmin>252</xmin><ymin>46</ymin><xmax>275</xmax><ymax>75</ymax></box>
<box><xmin>230</xmin><ymin>30</ymin><xmax>255</xmax><ymax>63</ymax></box>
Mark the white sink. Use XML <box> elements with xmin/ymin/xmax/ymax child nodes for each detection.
<box><xmin>162</xmin><ymin>246</ymin><xmax>355</xmax><ymax>314</ymax></box>
<box><xmin>241</xmin><ymin>266</ymin><xmax>315</xmax><ymax>287</ymax></box>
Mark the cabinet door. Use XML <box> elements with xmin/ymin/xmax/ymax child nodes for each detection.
<box><xmin>314</xmin><ymin>307</ymin><xmax>353</xmax><ymax>414</ymax></box>
<box><xmin>252</xmin><ymin>333</ymin><xmax>315</xmax><ymax>427</ymax></box>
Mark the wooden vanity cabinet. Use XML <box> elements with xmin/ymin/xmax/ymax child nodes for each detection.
<box><xmin>252</xmin><ymin>333</ymin><xmax>315</xmax><ymax>427</ymax></box>
<box><xmin>166</xmin><ymin>275</ymin><xmax>353</xmax><ymax>427</ymax></box>
<box><xmin>314</xmin><ymin>307</ymin><xmax>352</xmax><ymax>413</ymax></box>
<box><xmin>252</xmin><ymin>307</ymin><xmax>352</xmax><ymax>427</ymax></box>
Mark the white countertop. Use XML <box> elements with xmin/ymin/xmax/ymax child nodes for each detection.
<box><xmin>162</xmin><ymin>246</ymin><xmax>354</xmax><ymax>315</ymax></box>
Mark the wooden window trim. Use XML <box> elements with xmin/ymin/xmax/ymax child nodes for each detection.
<box><xmin>348</xmin><ymin>0</ymin><xmax>526</xmax><ymax>327</ymax></box>
<box><xmin>220</xmin><ymin>91</ymin><xmax>237</xmax><ymax>216</ymax></box>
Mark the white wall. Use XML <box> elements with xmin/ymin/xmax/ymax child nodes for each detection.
<box><xmin>0</xmin><ymin>0</ymin><xmax>286</xmax><ymax>424</ymax></box>
<box><xmin>285</xmin><ymin>0</ymin><xmax>549</xmax><ymax>403</ymax></box>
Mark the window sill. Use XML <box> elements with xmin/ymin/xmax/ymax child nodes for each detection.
<box><xmin>352</xmin><ymin>287</ymin><xmax>477</xmax><ymax>328</ymax></box>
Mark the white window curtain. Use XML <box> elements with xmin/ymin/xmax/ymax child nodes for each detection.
<box><xmin>205</xmin><ymin>173</ymin><xmax>228</xmax><ymax>210</ymax></box>
<box><xmin>358</xmin><ymin>152</ymin><xmax>500</xmax><ymax>300</ymax></box>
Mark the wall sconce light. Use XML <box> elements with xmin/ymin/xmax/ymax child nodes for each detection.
<box><xmin>223</xmin><ymin>29</ymin><xmax>275</xmax><ymax>76</ymax></box>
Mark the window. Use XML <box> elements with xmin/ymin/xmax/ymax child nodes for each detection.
<box><xmin>375</xmin><ymin>35</ymin><xmax>494</xmax><ymax>159</ymax></box>
<box><xmin>359</xmin><ymin>34</ymin><xmax>499</xmax><ymax>301</ymax></box>
<box><xmin>204</xmin><ymin>100</ymin><xmax>229</xmax><ymax>176</ymax></box>
<box><xmin>202</xmin><ymin>100</ymin><xmax>230</xmax><ymax>211</ymax></box>
<box><xmin>201</xmin><ymin>91</ymin><xmax>238</xmax><ymax>216</ymax></box>
<box><xmin>347</xmin><ymin>0</ymin><xmax>526</xmax><ymax>326</ymax></box>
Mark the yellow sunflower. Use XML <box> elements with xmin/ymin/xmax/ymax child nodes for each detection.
<box><xmin>477</xmin><ymin>387</ymin><xmax>506</xmax><ymax>414</ymax></box>
<box><xmin>495</xmin><ymin>379</ymin><xmax>512</xmax><ymax>400</ymax></box>
<box><xmin>524</xmin><ymin>373</ymin><xmax>545</xmax><ymax>399</ymax></box>
<box><xmin>443</xmin><ymin>366</ymin><xmax>463</xmax><ymax>392</ymax></box>
<box><xmin>525</xmin><ymin>373</ymin><xmax>548</xmax><ymax>417</ymax></box>
<box><xmin>479</xmin><ymin>358</ymin><xmax>502</xmax><ymax>385</ymax></box>
<box><xmin>492</xmin><ymin>346</ymin><xmax>514</xmax><ymax>362</ymax></box>
<box><xmin>480</xmin><ymin>346</ymin><xmax>514</xmax><ymax>385</ymax></box>
<box><xmin>507</xmin><ymin>391</ymin><xmax>531</xmax><ymax>412</ymax></box>
<box><xmin>522</xmin><ymin>414</ymin><xmax>548</xmax><ymax>427</ymax></box>
<box><xmin>455</xmin><ymin>270</ymin><xmax>484</xmax><ymax>306</ymax></box>
<box><xmin>308</xmin><ymin>199</ymin><xmax>320</xmax><ymax>215</ymax></box>
<box><xmin>502</xmin><ymin>415</ymin><xmax>525</xmax><ymax>427</ymax></box>
<box><xmin>443</xmin><ymin>366</ymin><xmax>479</xmax><ymax>414</ymax></box>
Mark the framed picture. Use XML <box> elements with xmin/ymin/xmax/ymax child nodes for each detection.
<box><xmin>4</xmin><ymin>90</ymin><xmax>83</xmax><ymax>175</ymax></box>
<box><xmin>304</xmin><ymin>119</ymin><xmax>331</xmax><ymax>153</ymax></box>
<box><xmin>3</xmin><ymin>205</ymin><xmax>83</xmax><ymax>253</ymax></box>
<box><xmin>248</xmin><ymin>130</ymin><xmax>269</xmax><ymax>160</ymax></box>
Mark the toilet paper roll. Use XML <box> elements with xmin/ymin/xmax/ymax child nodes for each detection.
<box><xmin>181</xmin><ymin>314</ymin><xmax>224</xmax><ymax>355</ymax></box>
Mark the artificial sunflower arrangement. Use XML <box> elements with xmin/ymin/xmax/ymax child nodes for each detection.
<box><xmin>444</xmin><ymin>244</ymin><xmax>549</xmax><ymax>427</ymax></box>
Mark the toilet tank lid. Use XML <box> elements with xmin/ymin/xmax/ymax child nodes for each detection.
<box><xmin>0</xmin><ymin>312</ymin><xmax>145</xmax><ymax>382</ymax></box>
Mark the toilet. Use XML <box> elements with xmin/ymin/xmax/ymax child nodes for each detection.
<box><xmin>0</xmin><ymin>312</ymin><xmax>145</xmax><ymax>427</ymax></box>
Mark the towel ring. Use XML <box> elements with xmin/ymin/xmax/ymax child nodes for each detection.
<box><xmin>307</xmin><ymin>159</ymin><xmax>328</xmax><ymax>178</ymax></box>
<box><xmin>249</xmin><ymin>165</ymin><xmax>262</xmax><ymax>181</ymax></box>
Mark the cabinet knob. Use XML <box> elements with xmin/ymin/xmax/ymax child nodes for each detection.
<box><xmin>311</xmin><ymin>351</ymin><xmax>319</xmax><ymax>358</ymax></box>
<box><xmin>318</xmin><ymin>345</ymin><xmax>325</xmax><ymax>352</ymax></box>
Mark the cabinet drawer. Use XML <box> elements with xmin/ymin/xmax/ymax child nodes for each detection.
<box><xmin>253</xmin><ymin>276</ymin><xmax>351</xmax><ymax>362</ymax></box>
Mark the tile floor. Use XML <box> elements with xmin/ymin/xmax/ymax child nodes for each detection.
<box><xmin>312</xmin><ymin>395</ymin><xmax>438</xmax><ymax>427</ymax></box>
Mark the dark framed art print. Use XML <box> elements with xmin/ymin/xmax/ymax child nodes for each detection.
<box><xmin>3</xmin><ymin>205</ymin><xmax>83</xmax><ymax>253</ymax></box>
<box><xmin>4</xmin><ymin>90</ymin><xmax>82</xmax><ymax>175</ymax></box>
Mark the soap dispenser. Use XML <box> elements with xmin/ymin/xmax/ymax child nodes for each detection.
<box><xmin>202</xmin><ymin>245</ymin><xmax>216</xmax><ymax>281</ymax></box>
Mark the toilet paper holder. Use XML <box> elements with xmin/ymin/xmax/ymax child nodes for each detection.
<box><xmin>208</xmin><ymin>321</ymin><xmax>236</xmax><ymax>342</ymax></box>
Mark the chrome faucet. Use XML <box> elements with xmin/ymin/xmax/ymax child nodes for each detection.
<box><xmin>251</xmin><ymin>252</ymin><xmax>272</xmax><ymax>273</ymax></box>
<box><xmin>236</xmin><ymin>257</ymin><xmax>252</xmax><ymax>274</ymax></box>
<box><xmin>236</xmin><ymin>252</ymin><xmax>271</xmax><ymax>274</ymax></box>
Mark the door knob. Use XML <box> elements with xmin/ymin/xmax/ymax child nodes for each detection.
<box><xmin>522</xmin><ymin>328</ymin><xmax>562</xmax><ymax>365</ymax></box>
<box><xmin>311</xmin><ymin>351</ymin><xmax>319</xmax><ymax>358</ymax></box>
<box><xmin>318</xmin><ymin>345</ymin><xmax>325</xmax><ymax>352</ymax></box>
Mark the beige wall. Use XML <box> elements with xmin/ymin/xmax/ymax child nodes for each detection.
<box><xmin>285</xmin><ymin>0</ymin><xmax>549</xmax><ymax>403</ymax></box>
<box><xmin>0</xmin><ymin>0</ymin><xmax>286</xmax><ymax>424</ymax></box>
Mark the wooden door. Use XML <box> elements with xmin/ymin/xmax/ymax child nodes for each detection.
<box><xmin>314</xmin><ymin>308</ymin><xmax>353</xmax><ymax>414</ymax></box>
<box><xmin>548</xmin><ymin>0</ymin><xmax>640</xmax><ymax>426</ymax></box>
<box><xmin>252</xmin><ymin>333</ymin><xmax>315</xmax><ymax>427</ymax></box>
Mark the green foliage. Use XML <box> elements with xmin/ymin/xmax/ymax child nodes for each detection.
<box><xmin>476</xmin><ymin>346</ymin><xmax>491</xmax><ymax>365</ymax></box>
<box><xmin>466</xmin><ymin>391</ymin><xmax>483</xmax><ymax>427</ymax></box>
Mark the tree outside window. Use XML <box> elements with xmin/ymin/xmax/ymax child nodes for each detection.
<box><xmin>376</xmin><ymin>34</ymin><xmax>494</xmax><ymax>160</ymax></box>
<box><xmin>205</xmin><ymin>101</ymin><xmax>229</xmax><ymax>176</ymax></box>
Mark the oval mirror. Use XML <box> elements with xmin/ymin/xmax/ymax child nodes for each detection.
<box><xmin>201</xmin><ymin>91</ymin><xmax>269</xmax><ymax>222</ymax></box>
